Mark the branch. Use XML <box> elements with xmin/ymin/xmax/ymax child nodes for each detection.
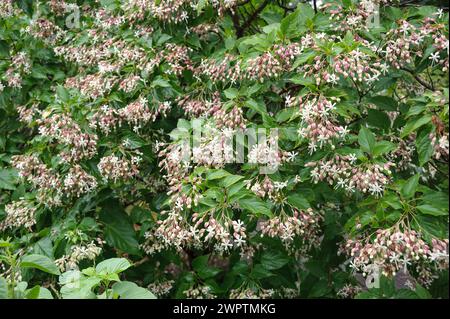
<box><xmin>400</xmin><ymin>67</ymin><xmax>436</xmax><ymax>91</ymax></box>
<box><xmin>133</xmin><ymin>256</ymin><xmax>149</xmax><ymax>267</ymax></box>
<box><xmin>230</xmin><ymin>10</ymin><xmax>242</xmax><ymax>37</ymax></box>
<box><xmin>238</xmin><ymin>0</ymin><xmax>270</xmax><ymax>37</ymax></box>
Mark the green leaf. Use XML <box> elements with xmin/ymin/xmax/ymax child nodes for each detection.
<box><xmin>400</xmin><ymin>174</ymin><xmax>420</xmax><ymax>199</ymax></box>
<box><xmin>56</xmin><ymin>86</ymin><xmax>69</xmax><ymax>102</ymax></box>
<box><xmin>192</xmin><ymin>255</ymin><xmax>221</xmax><ymax>280</ymax></box>
<box><xmin>287</xmin><ymin>193</ymin><xmax>310</xmax><ymax>210</ymax></box>
<box><xmin>367</xmin><ymin>96</ymin><xmax>398</xmax><ymax>111</ymax></box>
<box><xmin>372</xmin><ymin>141</ymin><xmax>396</xmax><ymax>158</ymax></box>
<box><xmin>96</xmin><ymin>258</ymin><xmax>132</xmax><ymax>275</ymax></box>
<box><xmin>221</xmin><ymin>175</ymin><xmax>244</xmax><ymax>188</ymax></box>
<box><xmin>260</xmin><ymin>251</ymin><xmax>289</xmax><ymax>270</ymax></box>
<box><xmin>0</xmin><ymin>277</ymin><xmax>8</xmax><ymax>299</ymax></box>
<box><xmin>25</xmin><ymin>286</ymin><xmax>53</xmax><ymax>299</ymax></box>
<box><xmin>151</xmin><ymin>77</ymin><xmax>171</xmax><ymax>88</ymax></box>
<box><xmin>238</xmin><ymin>196</ymin><xmax>272</xmax><ymax>217</ymax></box>
<box><xmin>414</xmin><ymin>284</ymin><xmax>432</xmax><ymax>299</ymax></box>
<box><xmin>358</xmin><ymin>127</ymin><xmax>376</xmax><ymax>154</ymax></box>
<box><xmin>224</xmin><ymin>88</ymin><xmax>239</xmax><ymax>99</ymax></box>
<box><xmin>20</xmin><ymin>254</ymin><xmax>61</xmax><ymax>276</ymax></box>
<box><xmin>367</xmin><ymin>109</ymin><xmax>391</xmax><ymax>131</ymax></box>
<box><xmin>112</xmin><ymin>281</ymin><xmax>156</xmax><ymax>299</ymax></box>
<box><xmin>0</xmin><ymin>169</ymin><xmax>17</xmax><ymax>190</ymax></box>
<box><xmin>416</xmin><ymin>126</ymin><xmax>434</xmax><ymax>166</ymax></box>
<box><xmin>416</xmin><ymin>205</ymin><xmax>447</xmax><ymax>217</ymax></box>
<box><xmin>401</xmin><ymin>115</ymin><xmax>432</xmax><ymax>138</ymax></box>
<box><xmin>99</xmin><ymin>202</ymin><xmax>140</xmax><ymax>255</ymax></box>
<box><xmin>206</xmin><ymin>169</ymin><xmax>231</xmax><ymax>180</ymax></box>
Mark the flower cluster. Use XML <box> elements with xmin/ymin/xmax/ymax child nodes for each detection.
<box><xmin>176</xmin><ymin>92</ymin><xmax>222</xmax><ymax>118</ymax></box>
<box><xmin>1</xmin><ymin>51</ymin><xmax>32</xmax><ymax>89</ymax></box>
<box><xmin>430</xmin><ymin>132</ymin><xmax>449</xmax><ymax>160</ymax></box>
<box><xmin>342</xmin><ymin>228</ymin><xmax>449</xmax><ymax>287</ymax></box>
<box><xmin>245</xmin><ymin>44</ymin><xmax>301</xmax><ymax>82</ymax></box>
<box><xmin>63</xmin><ymin>165</ymin><xmax>98</xmax><ymax>197</ymax></box>
<box><xmin>11</xmin><ymin>155</ymin><xmax>62</xmax><ymax>206</ymax></box>
<box><xmin>148</xmin><ymin>280</ymin><xmax>175</xmax><ymax>297</ymax></box>
<box><xmin>0</xmin><ymin>0</ymin><xmax>14</xmax><ymax>18</ymax></box>
<box><xmin>98</xmin><ymin>154</ymin><xmax>140</xmax><ymax>182</ymax></box>
<box><xmin>0</xmin><ymin>200</ymin><xmax>37</xmax><ymax>231</ymax></box>
<box><xmin>65</xmin><ymin>74</ymin><xmax>117</xmax><ymax>100</ymax></box>
<box><xmin>214</xmin><ymin>107</ymin><xmax>246</xmax><ymax>129</ymax></box>
<box><xmin>55</xmin><ymin>242</ymin><xmax>102</xmax><ymax>271</ymax></box>
<box><xmin>195</xmin><ymin>55</ymin><xmax>241</xmax><ymax>84</ymax></box>
<box><xmin>259</xmin><ymin>208</ymin><xmax>322</xmax><ymax>249</ymax></box>
<box><xmin>229</xmin><ymin>287</ymin><xmax>275</xmax><ymax>299</ymax></box>
<box><xmin>184</xmin><ymin>285</ymin><xmax>216</xmax><ymax>299</ymax></box>
<box><xmin>25</xmin><ymin>18</ymin><xmax>65</xmax><ymax>44</ymax></box>
<box><xmin>307</xmin><ymin>155</ymin><xmax>393</xmax><ymax>197</ymax></box>
<box><xmin>292</xmin><ymin>96</ymin><xmax>348</xmax><ymax>153</ymax></box>
<box><xmin>337</xmin><ymin>284</ymin><xmax>363</xmax><ymax>299</ymax></box>
<box><xmin>384</xmin><ymin>18</ymin><xmax>449</xmax><ymax>71</ymax></box>
<box><xmin>37</xmin><ymin>114</ymin><xmax>98</xmax><ymax>163</ymax></box>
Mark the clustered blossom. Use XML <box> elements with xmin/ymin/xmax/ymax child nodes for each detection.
<box><xmin>161</xmin><ymin>43</ymin><xmax>194</xmax><ymax>75</ymax></box>
<box><xmin>229</xmin><ymin>287</ymin><xmax>275</xmax><ymax>299</ymax></box>
<box><xmin>184</xmin><ymin>285</ymin><xmax>216</xmax><ymax>299</ymax></box>
<box><xmin>119</xmin><ymin>75</ymin><xmax>141</xmax><ymax>93</ymax></box>
<box><xmin>118</xmin><ymin>98</ymin><xmax>171</xmax><ymax>132</ymax></box>
<box><xmin>247</xmin><ymin>176</ymin><xmax>276</xmax><ymax>199</ymax></box>
<box><xmin>148</xmin><ymin>280</ymin><xmax>175</xmax><ymax>297</ymax></box>
<box><xmin>384</xmin><ymin>18</ymin><xmax>449</xmax><ymax>71</ymax></box>
<box><xmin>0</xmin><ymin>200</ymin><xmax>37</xmax><ymax>231</ymax></box>
<box><xmin>97</xmin><ymin>154</ymin><xmax>140</xmax><ymax>182</ymax></box>
<box><xmin>89</xmin><ymin>100</ymin><xmax>171</xmax><ymax>134</ymax></box>
<box><xmin>325</xmin><ymin>0</ymin><xmax>396</xmax><ymax>32</ymax></box>
<box><xmin>342</xmin><ymin>228</ymin><xmax>449</xmax><ymax>287</ymax></box>
<box><xmin>11</xmin><ymin>155</ymin><xmax>62</xmax><ymax>206</ymax></box>
<box><xmin>142</xmin><ymin>209</ymin><xmax>248</xmax><ymax>254</ymax></box>
<box><xmin>55</xmin><ymin>242</ymin><xmax>102</xmax><ymax>271</ymax></box>
<box><xmin>332</xmin><ymin>48</ymin><xmax>385</xmax><ymax>85</ymax></box>
<box><xmin>195</xmin><ymin>55</ymin><xmax>242</xmax><ymax>84</ymax></box>
<box><xmin>25</xmin><ymin>18</ymin><xmax>65</xmax><ymax>44</ymax></box>
<box><xmin>245</xmin><ymin>44</ymin><xmax>301</xmax><ymax>82</ymax></box>
<box><xmin>17</xmin><ymin>104</ymin><xmax>40</xmax><ymax>124</ymax></box>
<box><xmin>176</xmin><ymin>92</ymin><xmax>222</xmax><ymax>118</ymax></box>
<box><xmin>11</xmin><ymin>154</ymin><xmax>98</xmax><ymax>206</ymax></box>
<box><xmin>1</xmin><ymin>51</ymin><xmax>32</xmax><ymax>89</ymax></box>
<box><xmin>195</xmin><ymin>43</ymin><xmax>301</xmax><ymax>84</ymax></box>
<box><xmin>190</xmin><ymin>23</ymin><xmax>219</xmax><ymax>39</ymax></box>
<box><xmin>37</xmin><ymin>114</ymin><xmax>98</xmax><ymax>163</ymax></box>
<box><xmin>65</xmin><ymin>74</ymin><xmax>118</xmax><ymax>99</ymax></box>
<box><xmin>63</xmin><ymin>165</ymin><xmax>98</xmax><ymax>197</ymax></box>
<box><xmin>307</xmin><ymin>154</ymin><xmax>393</xmax><ymax>197</ymax></box>
<box><xmin>388</xmin><ymin>136</ymin><xmax>415</xmax><ymax>172</ymax></box>
<box><xmin>337</xmin><ymin>284</ymin><xmax>363</xmax><ymax>299</ymax></box>
<box><xmin>0</xmin><ymin>0</ymin><xmax>14</xmax><ymax>18</ymax></box>
<box><xmin>214</xmin><ymin>107</ymin><xmax>246</xmax><ymax>129</ymax></box>
<box><xmin>259</xmin><ymin>208</ymin><xmax>322</xmax><ymax>250</ymax></box>
<box><xmin>430</xmin><ymin>132</ymin><xmax>449</xmax><ymax>160</ymax></box>
<box><xmin>292</xmin><ymin>96</ymin><xmax>348</xmax><ymax>153</ymax></box>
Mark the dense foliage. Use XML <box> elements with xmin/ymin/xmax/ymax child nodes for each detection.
<box><xmin>0</xmin><ymin>0</ymin><xmax>448</xmax><ymax>299</ymax></box>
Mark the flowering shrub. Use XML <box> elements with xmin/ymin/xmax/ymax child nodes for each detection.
<box><xmin>0</xmin><ymin>0</ymin><xmax>448</xmax><ymax>299</ymax></box>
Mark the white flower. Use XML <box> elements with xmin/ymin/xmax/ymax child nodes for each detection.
<box><xmin>308</xmin><ymin>141</ymin><xmax>317</xmax><ymax>154</ymax></box>
<box><xmin>369</xmin><ymin>183</ymin><xmax>383</xmax><ymax>197</ymax></box>
<box><xmin>429</xmin><ymin>52</ymin><xmax>440</xmax><ymax>64</ymax></box>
